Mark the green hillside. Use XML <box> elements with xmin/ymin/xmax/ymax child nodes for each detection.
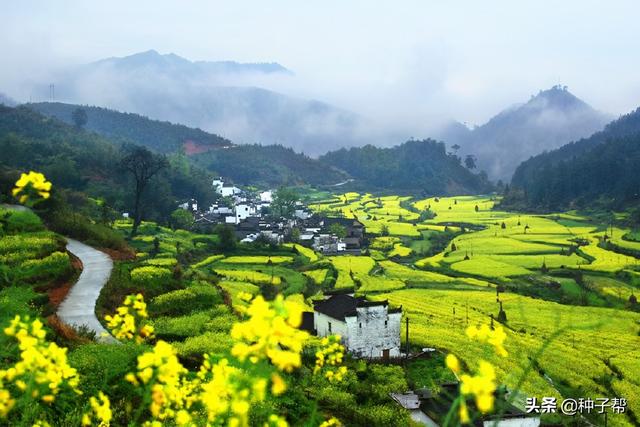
<box><xmin>320</xmin><ymin>139</ymin><xmax>493</xmax><ymax>194</ymax></box>
<box><xmin>507</xmin><ymin>107</ymin><xmax>640</xmax><ymax>210</ymax></box>
<box><xmin>0</xmin><ymin>105</ymin><xmax>214</xmax><ymax>222</ymax></box>
<box><xmin>27</xmin><ymin>102</ymin><xmax>231</xmax><ymax>153</ymax></box>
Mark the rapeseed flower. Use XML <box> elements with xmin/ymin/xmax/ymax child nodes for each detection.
<box><xmin>0</xmin><ymin>316</ymin><xmax>80</xmax><ymax>424</ymax></box>
<box><xmin>465</xmin><ymin>324</ymin><xmax>508</xmax><ymax>357</ymax></box>
<box><xmin>231</xmin><ymin>295</ymin><xmax>309</xmax><ymax>372</ymax></box>
<box><xmin>82</xmin><ymin>391</ymin><xmax>112</xmax><ymax>426</ymax></box>
<box><xmin>459</xmin><ymin>360</ymin><xmax>497</xmax><ymax>413</ymax></box>
<box><xmin>314</xmin><ymin>335</ymin><xmax>347</xmax><ymax>382</ymax></box>
<box><xmin>105</xmin><ymin>294</ymin><xmax>154</xmax><ymax>343</ymax></box>
<box><xmin>12</xmin><ymin>171</ymin><xmax>52</xmax><ymax>204</ymax></box>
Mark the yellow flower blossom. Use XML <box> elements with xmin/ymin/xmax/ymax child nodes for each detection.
<box><xmin>82</xmin><ymin>391</ymin><xmax>112</xmax><ymax>426</ymax></box>
<box><xmin>459</xmin><ymin>400</ymin><xmax>470</xmax><ymax>424</ymax></box>
<box><xmin>0</xmin><ymin>316</ymin><xmax>80</xmax><ymax>411</ymax></box>
<box><xmin>105</xmin><ymin>294</ymin><xmax>154</xmax><ymax>343</ymax></box>
<box><xmin>318</xmin><ymin>417</ymin><xmax>342</xmax><ymax>427</ymax></box>
<box><xmin>231</xmin><ymin>295</ymin><xmax>309</xmax><ymax>372</ymax></box>
<box><xmin>12</xmin><ymin>171</ymin><xmax>52</xmax><ymax>204</ymax></box>
<box><xmin>445</xmin><ymin>354</ymin><xmax>460</xmax><ymax>374</ymax></box>
<box><xmin>314</xmin><ymin>335</ymin><xmax>347</xmax><ymax>382</ymax></box>
<box><xmin>270</xmin><ymin>373</ymin><xmax>287</xmax><ymax>396</ymax></box>
<box><xmin>266</xmin><ymin>414</ymin><xmax>289</xmax><ymax>427</ymax></box>
<box><xmin>465</xmin><ymin>324</ymin><xmax>508</xmax><ymax>357</ymax></box>
<box><xmin>459</xmin><ymin>360</ymin><xmax>497</xmax><ymax>414</ymax></box>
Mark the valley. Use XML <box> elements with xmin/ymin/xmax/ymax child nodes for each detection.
<box><xmin>2</xmin><ymin>184</ymin><xmax>639</xmax><ymax>426</ymax></box>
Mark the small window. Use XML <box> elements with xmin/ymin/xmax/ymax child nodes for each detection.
<box><xmin>328</xmin><ymin>322</ymin><xmax>332</xmax><ymax>333</ymax></box>
<box><xmin>359</xmin><ymin>323</ymin><xmax>362</xmax><ymax>328</ymax></box>
<box><xmin>384</xmin><ymin>320</ymin><xmax>388</xmax><ymax>327</ymax></box>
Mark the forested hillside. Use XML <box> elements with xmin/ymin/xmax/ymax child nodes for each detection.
<box><xmin>26</xmin><ymin>102</ymin><xmax>349</xmax><ymax>187</ymax></box>
<box><xmin>0</xmin><ymin>105</ymin><xmax>215</xmax><ymax>221</ymax></box>
<box><xmin>505</xmin><ymin>107</ymin><xmax>640</xmax><ymax>210</ymax></box>
<box><xmin>192</xmin><ymin>144</ymin><xmax>348</xmax><ymax>186</ymax></box>
<box><xmin>319</xmin><ymin>139</ymin><xmax>492</xmax><ymax>194</ymax></box>
<box><xmin>27</xmin><ymin>102</ymin><xmax>232</xmax><ymax>153</ymax></box>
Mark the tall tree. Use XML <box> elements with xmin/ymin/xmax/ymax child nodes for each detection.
<box><xmin>121</xmin><ymin>145</ymin><xmax>167</xmax><ymax>235</ymax></box>
<box><xmin>464</xmin><ymin>155</ymin><xmax>477</xmax><ymax>170</ymax></box>
<box><xmin>71</xmin><ymin>107</ymin><xmax>88</xmax><ymax>129</ymax></box>
<box><xmin>271</xmin><ymin>187</ymin><xmax>299</xmax><ymax>218</ymax></box>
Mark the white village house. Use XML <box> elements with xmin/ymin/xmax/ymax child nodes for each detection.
<box><xmin>212</xmin><ymin>177</ymin><xmax>241</xmax><ymax>197</ymax></box>
<box><xmin>312</xmin><ymin>294</ymin><xmax>402</xmax><ymax>359</ymax></box>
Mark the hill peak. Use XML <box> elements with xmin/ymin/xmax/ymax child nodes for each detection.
<box><xmin>526</xmin><ymin>85</ymin><xmax>589</xmax><ymax>111</ymax></box>
<box><xmin>92</xmin><ymin>50</ymin><xmax>291</xmax><ymax>75</ymax></box>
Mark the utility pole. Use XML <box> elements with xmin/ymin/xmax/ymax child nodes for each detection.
<box><xmin>466</xmin><ymin>302</ymin><xmax>469</xmax><ymax>325</ymax></box>
<box><xmin>405</xmin><ymin>316</ymin><xmax>410</xmax><ymax>358</ymax></box>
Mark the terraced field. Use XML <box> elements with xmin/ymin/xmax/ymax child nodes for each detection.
<box><xmin>308</xmin><ymin>192</ymin><xmax>640</xmax><ymax>425</ymax></box>
<box><xmin>374</xmin><ymin>288</ymin><xmax>640</xmax><ymax>425</ymax></box>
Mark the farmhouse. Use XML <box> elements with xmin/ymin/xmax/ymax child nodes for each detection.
<box><xmin>212</xmin><ymin>177</ymin><xmax>241</xmax><ymax>197</ymax></box>
<box><xmin>312</xmin><ymin>293</ymin><xmax>402</xmax><ymax>359</ymax></box>
<box><xmin>321</xmin><ymin>217</ymin><xmax>366</xmax><ymax>249</ymax></box>
<box><xmin>392</xmin><ymin>384</ymin><xmax>541</xmax><ymax>426</ymax></box>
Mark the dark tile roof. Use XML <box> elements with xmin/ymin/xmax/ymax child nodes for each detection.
<box><xmin>313</xmin><ymin>294</ymin><xmax>389</xmax><ymax>321</ymax></box>
<box><xmin>419</xmin><ymin>385</ymin><xmax>535</xmax><ymax>426</ymax></box>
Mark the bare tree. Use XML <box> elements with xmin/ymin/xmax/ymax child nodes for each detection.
<box><xmin>121</xmin><ymin>145</ymin><xmax>167</xmax><ymax>236</ymax></box>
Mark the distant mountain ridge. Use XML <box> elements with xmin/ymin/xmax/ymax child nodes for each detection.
<box><xmin>34</xmin><ymin>50</ymin><xmax>364</xmax><ymax>156</ymax></box>
<box><xmin>505</xmin><ymin>106</ymin><xmax>640</xmax><ymax>209</ymax></box>
<box><xmin>89</xmin><ymin>49</ymin><xmax>292</xmax><ymax>76</ymax></box>
<box><xmin>444</xmin><ymin>86</ymin><xmax>611</xmax><ymax>181</ymax></box>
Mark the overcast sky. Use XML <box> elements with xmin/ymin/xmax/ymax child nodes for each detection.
<box><xmin>2</xmin><ymin>0</ymin><xmax>640</xmax><ymax>125</ymax></box>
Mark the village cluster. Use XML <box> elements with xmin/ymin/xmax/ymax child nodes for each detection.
<box><xmin>179</xmin><ymin>177</ymin><xmax>366</xmax><ymax>252</ymax></box>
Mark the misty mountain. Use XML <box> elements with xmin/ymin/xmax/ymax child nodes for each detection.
<box><xmin>319</xmin><ymin>139</ymin><xmax>492</xmax><ymax>195</ymax></box>
<box><xmin>37</xmin><ymin>50</ymin><xmax>364</xmax><ymax>156</ymax></box>
<box><xmin>90</xmin><ymin>49</ymin><xmax>292</xmax><ymax>76</ymax></box>
<box><xmin>448</xmin><ymin>86</ymin><xmax>611</xmax><ymax>181</ymax></box>
<box><xmin>23</xmin><ymin>101</ymin><xmax>348</xmax><ymax>187</ymax></box>
<box><xmin>504</xmin><ymin>107</ymin><xmax>640</xmax><ymax>210</ymax></box>
<box><xmin>0</xmin><ymin>93</ymin><xmax>17</xmax><ymax>107</ymax></box>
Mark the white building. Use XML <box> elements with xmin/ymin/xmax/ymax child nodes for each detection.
<box><xmin>313</xmin><ymin>294</ymin><xmax>402</xmax><ymax>359</ymax></box>
<box><xmin>259</xmin><ymin>190</ymin><xmax>273</xmax><ymax>203</ymax></box>
<box><xmin>212</xmin><ymin>177</ymin><xmax>241</xmax><ymax>197</ymax></box>
<box><xmin>235</xmin><ymin>204</ymin><xmax>256</xmax><ymax>222</ymax></box>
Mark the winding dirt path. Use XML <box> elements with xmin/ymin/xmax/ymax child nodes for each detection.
<box><xmin>57</xmin><ymin>238</ymin><xmax>117</xmax><ymax>343</ymax></box>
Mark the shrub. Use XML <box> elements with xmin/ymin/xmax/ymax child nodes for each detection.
<box><xmin>0</xmin><ymin>232</ymin><xmax>59</xmax><ymax>258</ymax></box>
<box><xmin>357</xmin><ymin>404</ymin><xmax>410</xmax><ymax>427</ymax></box>
<box><xmin>172</xmin><ymin>331</ymin><xmax>234</xmax><ymax>358</ymax></box>
<box><xmin>130</xmin><ymin>266</ymin><xmax>172</xmax><ymax>287</ymax></box>
<box><xmin>68</xmin><ymin>343</ymin><xmax>144</xmax><ymax>404</ymax></box>
<box><xmin>204</xmin><ymin>313</ymin><xmax>236</xmax><ymax>333</ymax></box>
<box><xmin>149</xmin><ymin>285</ymin><xmax>223</xmax><ymax>317</ymax></box>
<box><xmin>0</xmin><ymin>209</ymin><xmax>44</xmax><ymax>233</ymax></box>
<box><xmin>143</xmin><ymin>257</ymin><xmax>178</xmax><ymax>267</ymax></box>
<box><xmin>48</xmin><ymin>211</ymin><xmax>127</xmax><ymax>250</ymax></box>
<box><xmin>19</xmin><ymin>251</ymin><xmax>71</xmax><ymax>282</ymax></box>
<box><xmin>214</xmin><ymin>269</ymin><xmax>281</xmax><ymax>286</ymax></box>
<box><xmin>152</xmin><ymin>311</ymin><xmax>213</xmax><ymax>340</ymax></box>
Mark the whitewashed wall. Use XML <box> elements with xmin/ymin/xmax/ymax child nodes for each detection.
<box><xmin>344</xmin><ymin>306</ymin><xmax>401</xmax><ymax>358</ymax></box>
<box><xmin>314</xmin><ymin>312</ymin><xmax>347</xmax><ymax>338</ymax></box>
